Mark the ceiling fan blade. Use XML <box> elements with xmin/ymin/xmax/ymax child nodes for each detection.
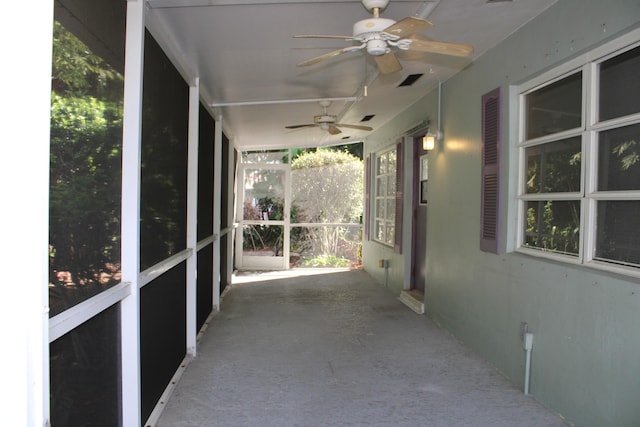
<box><xmin>297</xmin><ymin>47</ymin><xmax>357</xmax><ymax>67</ymax></box>
<box><xmin>327</xmin><ymin>125</ymin><xmax>342</xmax><ymax>135</ymax></box>
<box><xmin>396</xmin><ymin>33</ymin><xmax>431</xmax><ymax>60</ymax></box>
<box><xmin>407</xmin><ymin>38</ymin><xmax>474</xmax><ymax>57</ymax></box>
<box><xmin>384</xmin><ymin>16</ymin><xmax>433</xmax><ymax>38</ymax></box>
<box><xmin>374</xmin><ymin>52</ymin><xmax>403</xmax><ymax>74</ymax></box>
<box><xmin>294</xmin><ymin>34</ymin><xmax>355</xmax><ymax>40</ymax></box>
<box><xmin>285</xmin><ymin>124</ymin><xmax>317</xmax><ymax>129</ymax></box>
<box><xmin>335</xmin><ymin>123</ymin><xmax>373</xmax><ymax>132</ymax></box>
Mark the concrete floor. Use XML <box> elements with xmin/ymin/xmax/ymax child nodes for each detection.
<box><xmin>156</xmin><ymin>269</ymin><xmax>571</xmax><ymax>427</ymax></box>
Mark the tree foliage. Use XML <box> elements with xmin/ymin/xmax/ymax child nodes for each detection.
<box><xmin>51</xmin><ymin>22</ymin><xmax>122</xmax><ymax>99</ymax></box>
<box><xmin>292</xmin><ymin>148</ymin><xmax>363</xmax><ymax>223</ymax></box>
<box><xmin>291</xmin><ymin>149</ymin><xmax>363</xmax><ymax>262</ymax></box>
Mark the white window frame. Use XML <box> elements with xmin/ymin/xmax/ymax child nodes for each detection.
<box><xmin>373</xmin><ymin>146</ymin><xmax>397</xmax><ymax>247</ymax></box>
<box><xmin>515</xmin><ymin>28</ymin><xmax>640</xmax><ymax>279</ymax></box>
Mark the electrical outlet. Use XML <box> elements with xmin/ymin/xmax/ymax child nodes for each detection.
<box><xmin>520</xmin><ymin>322</ymin><xmax>528</xmax><ymax>340</ymax></box>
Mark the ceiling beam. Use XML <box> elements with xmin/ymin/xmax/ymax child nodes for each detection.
<box><xmin>147</xmin><ymin>0</ymin><xmax>430</xmax><ymax>10</ymax></box>
<box><xmin>210</xmin><ymin>96</ymin><xmax>359</xmax><ymax>107</ymax></box>
<box><xmin>147</xmin><ymin>0</ymin><xmax>364</xmax><ymax>9</ymax></box>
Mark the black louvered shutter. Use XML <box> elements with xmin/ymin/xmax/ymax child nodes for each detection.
<box><xmin>480</xmin><ymin>87</ymin><xmax>502</xmax><ymax>253</ymax></box>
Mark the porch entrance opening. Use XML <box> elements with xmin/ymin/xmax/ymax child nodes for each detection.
<box><xmin>236</xmin><ymin>147</ymin><xmax>363</xmax><ymax>270</ymax></box>
<box><xmin>237</xmin><ymin>163</ymin><xmax>290</xmax><ymax>270</ymax></box>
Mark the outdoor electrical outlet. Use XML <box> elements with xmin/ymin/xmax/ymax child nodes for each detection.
<box><xmin>524</xmin><ymin>332</ymin><xmax>534</xmax><ymax>351</ymax></box>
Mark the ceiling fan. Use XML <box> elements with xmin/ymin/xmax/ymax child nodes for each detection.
<box><xmin>295</xmin><ymin>0</ymin><xmax>474</xmax><ymax>74</ymax></box>
<box><xmin>285</xmin><ymin>101</ymin><xmax>373</xmax><ymax>135</ymax></box>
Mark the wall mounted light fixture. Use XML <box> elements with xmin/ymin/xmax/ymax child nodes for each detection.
<box><xmin>423</xmin><ymin>133</ymin><xmax>436</xmax><ymax>150</ymax></box>
<box><xmin>423</xmin><ymin>81</ymin><xmax>443</xmax><ymax>151</ymax></box>
<box><xmin>422</xmin><ymin>129</ymin><xmax>442</xmax><ymax>151</ymax></box>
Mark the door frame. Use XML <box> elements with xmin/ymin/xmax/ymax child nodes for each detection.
<box><xmin>410</xmin><ymin>136</ymin><xmax>428</xmax><ymax>291</ymax></box>
<box><xmin>235</xmin><ymin>163</ymin><xmax>291</xmax><ymax>270</ymax></box>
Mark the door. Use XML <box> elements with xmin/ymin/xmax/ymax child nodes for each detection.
<box><xmin>236</xmin><ymin>164</ymin><xmax>290</xmax><ymax>270</ymax></box>
<box><xmin>410</xmin><ymin>138</ymin><xmax>428</xmax><ymax>291</ymax></box>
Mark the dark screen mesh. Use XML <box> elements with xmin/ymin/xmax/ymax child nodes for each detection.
<box><xmin>49</xmin><ymin>0</ymin><xmax>125</xmax><ymax>316</ymax></box>
<box><xmin>49</xmin><ymin>0</ymin><xmax>125</xmax><ymax>423</ymax></box>
<box><xmin>198</xmin><ymin>104</ymin><xmax>215</xmax><ymax>240</ymax></box>
<box><xmin>219</xmin><ymin>134</ymin><xmax>231</xmax><ymax>293</ymax></box>
<box><xmin>50</xmin><ymin>304</ymin><xmax>122</xmax><ymax>426</ymax></box>
<box><xmin>140</xmin><ymin>30</ymin><xmax>189</xmax><ymax>271</ymax></box>
<box><xmin>139</xmin><ymin>29</ymin><xmax>189</xmax><ymax>424</ymax></box>
<box><xmin>197</xmin><ymin>244</ymin><xmax>214</xmax><ymax>332</ymax></box>
<box><xmin>220</xmin><ymin>133</ymin><xmax>230</xmax><ymax>228</ymax></box>
<box><xmin>140</xmin><ymin>262</ymin><xmax>187</xmax><ymax>424</ymax></box>
<box><xmin>220</xmin><ymin>233</ymin><xmax>229</xmax><ymax>294</ymax></box>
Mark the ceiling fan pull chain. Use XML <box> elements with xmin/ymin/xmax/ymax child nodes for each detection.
<box><xmin>363</xmin><ymin>55</ymin><xmax>368</xmax><ymax>97</ymax></box>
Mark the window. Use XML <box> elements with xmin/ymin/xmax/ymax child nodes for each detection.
<box><xmin>517</xmin><ymin>40</ymin><xmax>640</xmax><ymax>273</ymax></box>
<box><xmin>374</xmin><ymin>147</ymin><xmax>397</xmax><ymax>247</ymax></box>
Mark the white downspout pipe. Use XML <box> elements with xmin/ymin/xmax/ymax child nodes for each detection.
<box><xmin>523</xmin><ymin>332</ymin><xmax>534</xmax><ymax>395</ymax></box>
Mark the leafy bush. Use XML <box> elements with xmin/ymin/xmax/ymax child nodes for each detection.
<box><xmin>291</xmin><ymin>149</ymin><xmax>363</xmax><ymax>259</ymax></box>
<box><xmin>301</xmin><ymin>254</ymin><xmax>350</xmax><ymax>268</ymax></box>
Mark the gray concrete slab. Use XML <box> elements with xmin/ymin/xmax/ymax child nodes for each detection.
<box><xmin>156</xmin><ymin>269</ymin><xmax>571</xmax><ymax>427</ymax></box>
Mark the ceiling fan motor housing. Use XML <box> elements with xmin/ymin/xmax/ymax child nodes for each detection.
<box><xmin>314</xmin><ymin>114</ymin><xmax>337</xmax><ymax>124</ymax></box>
<box><xmin>353</xmin><ymin>18</ymin><xmax>396</xmax><ymax>56</ymax></box>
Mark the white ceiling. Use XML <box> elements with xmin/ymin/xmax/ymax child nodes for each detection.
<box><xmin>145</xmin><ymin>0</ymin><xmax>557</xmax><ymax>150</ymax></box>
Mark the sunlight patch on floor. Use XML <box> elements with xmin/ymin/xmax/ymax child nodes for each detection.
<box><xmin>232</xmin><ymin>268</ymin><xmax>355</xmax><ymax>284</ymax></box>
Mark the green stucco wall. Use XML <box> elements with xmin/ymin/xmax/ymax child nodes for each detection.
<box><xmin>362</xmin><ymin>1</ymin><xmax>640</xmax><ymax>425</ymax></box>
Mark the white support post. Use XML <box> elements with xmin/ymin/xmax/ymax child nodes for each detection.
<box><xmin>284</xmin><ymin>150</ymin><xmax>292</xmax><ymax>269</ymax></box>
<box><xmin>226</xmin><ymin>136</ymin><xmax>237</xmax><ymax>286</ymax></box>
<box><xmin>186</xmin><ymin>80</ymin><xmax>200</xmax><ymax>356</ymax></box>
<box><xmin>0</xmin><ymin>3</ymin><xmax>53</xmax><ymax>426</ymax></box>
<box><xmin>213</xmin><ymin>116</ymin><xmax>223</xmax><ymax>310</ymax></box>
<box><xmin>235</xmin><ymin>162</ymin><xmax>244</xmax><ymax>271</ymax></box>
<box><xmin>121</xmin><ymin>1</ymin><xmax>145</xmax><ymax>425</ymax></box>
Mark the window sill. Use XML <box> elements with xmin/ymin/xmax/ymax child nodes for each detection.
<box><xmin>514</xmin><ymin>247</ymin><xmax>581</xmax><ymax>265</ymax></box>
<box><xmin>370</xmin><ymin>239</ymin><xmax>395</xmax><ymax>251</ymax></box>
<box><xmin>514</xmin><ymin>247</ymin><xmax>640</xmax><ymax>283</ymax></box>
<box><xmin>583</xmin><ymin>259</ymin><xmax>640</xmax><ymax>282</ymax></box>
